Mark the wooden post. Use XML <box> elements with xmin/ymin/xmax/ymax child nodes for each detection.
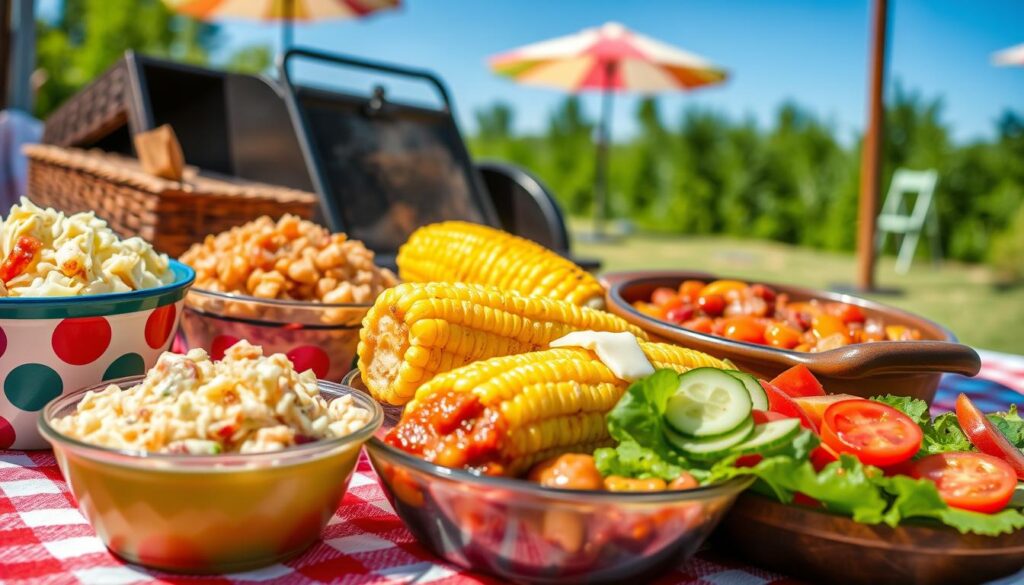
<box><xmin>856</xmin><ymin>0</ymin><xmax>889</xmax><ymax>291</ymax></box>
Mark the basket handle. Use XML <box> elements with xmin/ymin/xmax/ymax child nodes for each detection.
<box><xmin>133</xmin><ymin>124</ymin><xmax>185</xmax><ymax>182</ymax></box>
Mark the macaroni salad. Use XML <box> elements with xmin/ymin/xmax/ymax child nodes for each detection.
<box><xmin>0</xmin><ymin>198</ymin><xmax>173</xmax><ymax>297</ymax></box>
<box><xmin>51</xmin><ymin>341</ymin><xmax>372</xmax><ymax>454</ymax></box>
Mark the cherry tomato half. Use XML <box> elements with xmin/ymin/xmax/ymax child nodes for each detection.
<box><xmin>955</xmin><ymin>393</ymin><xmax>1024</xmax><ymax>480</ymax></box>
<box><xmin>651</xmin><ymin>287</ymin><xmax>682</xmax><ymax>308</ymax></box>
<box><xmin>697</xmin><ymin>294</ymin><xmax>726</xmax><ymax>317</ymax></box>
<box><xmin>720</xmin><ymin>316</ymin><xmax>766</xmax><ymax>344</ymax></box>
<box><xmin>769</xmin><ymin>364</ymin><xmax>826</xmax><ymax>398</ymax></box>
<box><xmin>764</xmin><ymin>322</ymin><xmax>802</xmax><ymax>349</ymax></box>
<box><xmin>665</xmin><ymin>305</ymin><xmax>695</xmax><ymax>324</ymax></box>
<box><xmin>678</xmin><ymin>280</ymin><xmax>706</xmax><ymax>303</ymax></box>
<box><xmin>820</xmin><ymin>400</ymin><xmax>923</xmax><ymax>467</ymax></box>
<box><xmin>910</xmin><ymin>452</ymin><xmax>1017</xmax><ymax>513</ymax></box>
<box><xmin>827</xmin><ymin>302</ymin><xmax>866</xmax><ymax>324</ymax></box>
<box><xmin>681</xmin><ymin>316</ymin><xmax>714</xmax><ymax>334</ymax></box>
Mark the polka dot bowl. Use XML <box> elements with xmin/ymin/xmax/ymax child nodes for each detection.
<box><xmin>179</xmin><ymin>288</ymin><xmax>370</xmax><ymax>383</ymax></box>
<box><xmin>0</xmin><ymin>260</ymin><xmax>195</xmax><ymax>449</ymax></box>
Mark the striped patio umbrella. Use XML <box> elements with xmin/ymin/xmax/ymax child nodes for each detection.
<box><xmin>490</xmin><ymin>22</ymin><xmax>727</xmax><ymax>235</ymax></box>
<box><xmin>993</xmin><ymin>43</ymin><xmax>1024</xmax><ymax>67</ymax></box>
<box><xmin>165</xmin><ymin>0</ymin><xmax>400</xmax><ymax>51</ymax></box>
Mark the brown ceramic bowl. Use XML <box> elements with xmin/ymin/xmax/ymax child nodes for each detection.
<box><xmin>602</xmin><ymin>270</ymin><xmax>980</xmax><ymax>404</ymax></box>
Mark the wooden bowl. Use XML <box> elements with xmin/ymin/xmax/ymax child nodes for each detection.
<box><xmin>602</xmin><ymin>270</ymin><xmax>981</xmax><ymax>404</ymax></box>
<box><xmin>717</xmin><ymin>494</ymin><xmax>1024</xmax><ymax>585</ymax></box>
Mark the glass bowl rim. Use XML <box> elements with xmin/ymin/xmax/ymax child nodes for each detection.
<box><xmin>38</xmin><ymin>376</ymin><xmax>384</xmax><ymax>468</ymax></box>
<box><xmin>0</xmin><ymin>260</ymin><xmax>195</xmax><ymax>306</ymax></box>
<box><xmin>365</xmin><ymin>437</ymin><xmax>754</xmax><ymax>504</ymax></box>
<box><xmin>186</xmin><ymin>286</ymin><xmax>373</xmax><ymax>310</ymax></box>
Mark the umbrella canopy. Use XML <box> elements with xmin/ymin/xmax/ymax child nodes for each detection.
<box><xmin>489</xmin><ymin>22</ymin><xmax>727</xmax><ymax>236</ymax></box>
<box><xmin>993</xmin><ymin>43</ymin><xmax>1024</xmax><ymax>67</ymax></box>
<box><xmin>165</xmin><ymin>0</ymin><xmax>400</xmax><ymax>49</ymax></box>
<box><xmin>167</xmin><ymin>0</ymin><xmax>399</xmax><ymax>21</ymax></box>
<box><xmin>490</xmin><ymin>21</ymin><xmax>727</xmax><ymax>93</ymax></box>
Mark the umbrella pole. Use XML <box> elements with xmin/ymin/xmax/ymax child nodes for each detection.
<box><xmin>856</xmin><ymin>0</ymin><xmax>889</xmax><ymax>291</ymax></box>
<box><xmin>594</xmin><ymin>66</ymin><xmax>614</xmax><ymax>239</ymax></box>
<box><xmin>281</xmin><ymin>0</ymin><xmax>295</xmax><ymax>52</ymax></box>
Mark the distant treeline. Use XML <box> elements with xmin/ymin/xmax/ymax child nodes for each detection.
<box><xmin>468</xmin><ymin>85</ymin><xmax>1024</xmax><ymax>280</ymax></box>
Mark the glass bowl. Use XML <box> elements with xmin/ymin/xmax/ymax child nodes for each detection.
<box><xmin>38</xmin><ymin>378</ymin><xmax>383</xmax><ymax>574</ymax></box>
<box><xmin>180</xmin><ymin>287</ymin><xmax>370</xmax><ymax>382</ymax></box>
<box><xmin>365</xmin><ymin>428</ymin><xmax>753</xmax><ymax>584</ymax></box>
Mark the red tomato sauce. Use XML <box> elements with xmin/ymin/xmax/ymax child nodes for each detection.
<box><xmin>385</xmin><ymin>391</ymin><xmax>508</xmax><ymax>475</ymax></box>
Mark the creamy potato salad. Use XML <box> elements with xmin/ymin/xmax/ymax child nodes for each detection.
<box><xmin>51</xmin><ymin>341</ymin><xmax>373</xmax><ymax>454</ymax></box>
<box><xmin>0</xmin><ymin>198</ymin><xmax>173</xmax><ymax>297</ymax></box>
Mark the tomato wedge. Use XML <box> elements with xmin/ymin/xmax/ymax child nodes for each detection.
<box><xmin>820</xmin><ymin>400</ymin><xmax>922</xmax><ymax>467</ymax></box>
<box><xmin>0</xmin><ymin>235</ymin><xmax>42</xmax><ymax>283</ymax></box>
<box><xmin>792</xmin><ymin>394</ymin><xmax>860</xmax><ymax>428</ymax></box>
<box><xmin>759</xmin><ymin>380</ymin><xmax>817</xmax><ymax>432</ymax></box>
<box><xmin>911</xmin><ymin>452</ymin><xmax>1017</xmax><ymax>514</ymax></box>
<box><xmin>955</xmin><ymin>393</ymin><xmax>1024</xmax><ymax>480</ymax></box>
<box><xmin>810</xmin><ymin>443</ymin><xmax>840</xmax><ymax>471</ymax></box>
<box><xmin>769</xmin><ymin>365</ymin><xmax>825</xmax><ymax>398</ymax></box>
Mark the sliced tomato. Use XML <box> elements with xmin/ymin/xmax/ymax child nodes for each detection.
<box><xmin>955</xmin><ymin>393</ymin><xmax>1024</xmax><ymax>480</ymax></box>
<box><xmin>759</xmin><ymin>380</ymin><xmax>817</xmax><ymax>432</ymax></box>
<box><xmin>751</xmin><ymin>409</ymin><xmax>789</xmax><ymax>424</ymax></box>
<box><xmin>911</xmin><ymin>452</ymin><xmax>1017</xmax><ymax>513</ymax></box>
<box><xmin>792</xmin><ymin>394</ymin><xmax>861</xmax><ymax>428</ymax></box>
<box><xmin>820</xmin><ymin>400</ymin><xmax>922</xmax><ymax>467</ymax></box>
<box><xmin>769</xmin><ymin>365</ymin><xmax>825</xmax><ymax>398</ymax></box>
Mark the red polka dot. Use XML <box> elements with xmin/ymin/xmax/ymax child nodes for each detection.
<box><xmin>52</xmin><ymin>317</ymin><xmax>112</xmax><ymax>365</ymax></box>
<box><xmin>0</xmin><ymin>326</ymin><xmax>5</xmax><ymax>359</ymax></box>
<box><xmin>0</xmin><ymin>416</ymin><xmax>14</xmax><ymax>449</ymax></box>
<box><xmin>145</xmin><ymin>304</ymin><xmax>178</xmax><ymax>349</ymax></box>
<box><xmin>210</xmin><ymin>335</ymin><xmax>240</xmax><ymax>360</ymax></box>
<box><xmin>287</xmin><ymin>346</ymin><xmax>331</xmax><ymax>379</ymax></box>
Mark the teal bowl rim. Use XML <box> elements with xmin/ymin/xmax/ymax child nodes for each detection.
<box><xmin>0</xmin><ymin>260</ymin><xmax>195</xmax><ymax>319</ymax></box>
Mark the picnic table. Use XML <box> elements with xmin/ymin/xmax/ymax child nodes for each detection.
<box><xmin>3</xmin><ymin>350</ymin><xmax>1022</xmax><ymax>585</ymax></box>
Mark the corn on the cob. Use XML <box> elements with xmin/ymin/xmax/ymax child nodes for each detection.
<box><xmin>386</xmin><ymin>342</ymin><xmax>729</xmax><ymax>476</ymax></box>
<box><xmin>396</xmin><ymin>221</ymin><xmax>605</xmax><ymax>308</ymax></box>
<box><xmin>358</xmin><ymin>282</ymin><xmax>647</xmax><ymax>405</ymax></box>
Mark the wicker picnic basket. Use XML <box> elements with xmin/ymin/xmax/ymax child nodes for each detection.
<box><xmin>24</xmin><ymin>144</ymin><xmax>318</xmax><ymax>257</ymax></box>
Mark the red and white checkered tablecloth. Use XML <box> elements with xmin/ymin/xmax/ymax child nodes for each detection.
<box><xmin>0</xmin><ymin>451</ymin><xmax>798</xmax><ymax>585</ymax></box>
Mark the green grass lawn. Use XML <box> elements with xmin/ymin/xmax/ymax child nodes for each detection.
<box><xmin>573</xmin><ymin>231</ymin><xmax>1024</xmax><ymax>355</ymax></box>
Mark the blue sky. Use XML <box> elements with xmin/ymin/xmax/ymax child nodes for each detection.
<box><xmin>43</xmin><ymin>0</ymin><xmax>1024</xmax><ymax>143</ymax></box>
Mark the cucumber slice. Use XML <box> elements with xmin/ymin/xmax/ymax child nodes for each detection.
<box><xmin>726</xmin><ymin>370</ymin><xmax>769</xmax><ymax>411</ymax></box>
<box><xmin>664</xmin><ymin>368</ymin><xmax>752</xmax><ymax>437</ymax></box>
<box><xmin>729</xmin><ymin>419</ymin><xmax>803</xmax><ymax>456</ymax></box>
<box><xmin>664</xmin><ymin>417</ymin><xmax>755</xmax><ymax>460</ymax></box>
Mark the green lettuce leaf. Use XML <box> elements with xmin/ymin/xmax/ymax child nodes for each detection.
<box><xmin>710</xmin><ymin>450</ymin><xmax>889</xmax><ymax>523</ymax></box>
<box><xmin>879</xmin><ymin>475</ymin><xmax>1024</xmax><ymax>536</ymax></box>
<box><xmin>604</xmin><ymin>369</ymin><xmax>692</xmax><ymax>469</ymax></box>
<box><xmin>872</xmin><ymin>394</ymin><xmax>930</xmax><ymax>425</ymax></box>
<box><xmin>988</xmin><ymin>405</ymin><xmax>1024</xmax><ymax>448</ymax></box>
<box><xmin>593</xmin><ymin>440</ymin><xmax>697</xmax><ymax>481</ymax></box>
<box><xmin>921</xmin><ymin>412</ymin><xmax>974</xmax><ymax>454</ymax></box>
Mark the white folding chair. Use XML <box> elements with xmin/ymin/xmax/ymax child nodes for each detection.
<box><xmin>875</xmin><ymin>169</ymin><xmax>941</xmax><ymax>274</ymax></box>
